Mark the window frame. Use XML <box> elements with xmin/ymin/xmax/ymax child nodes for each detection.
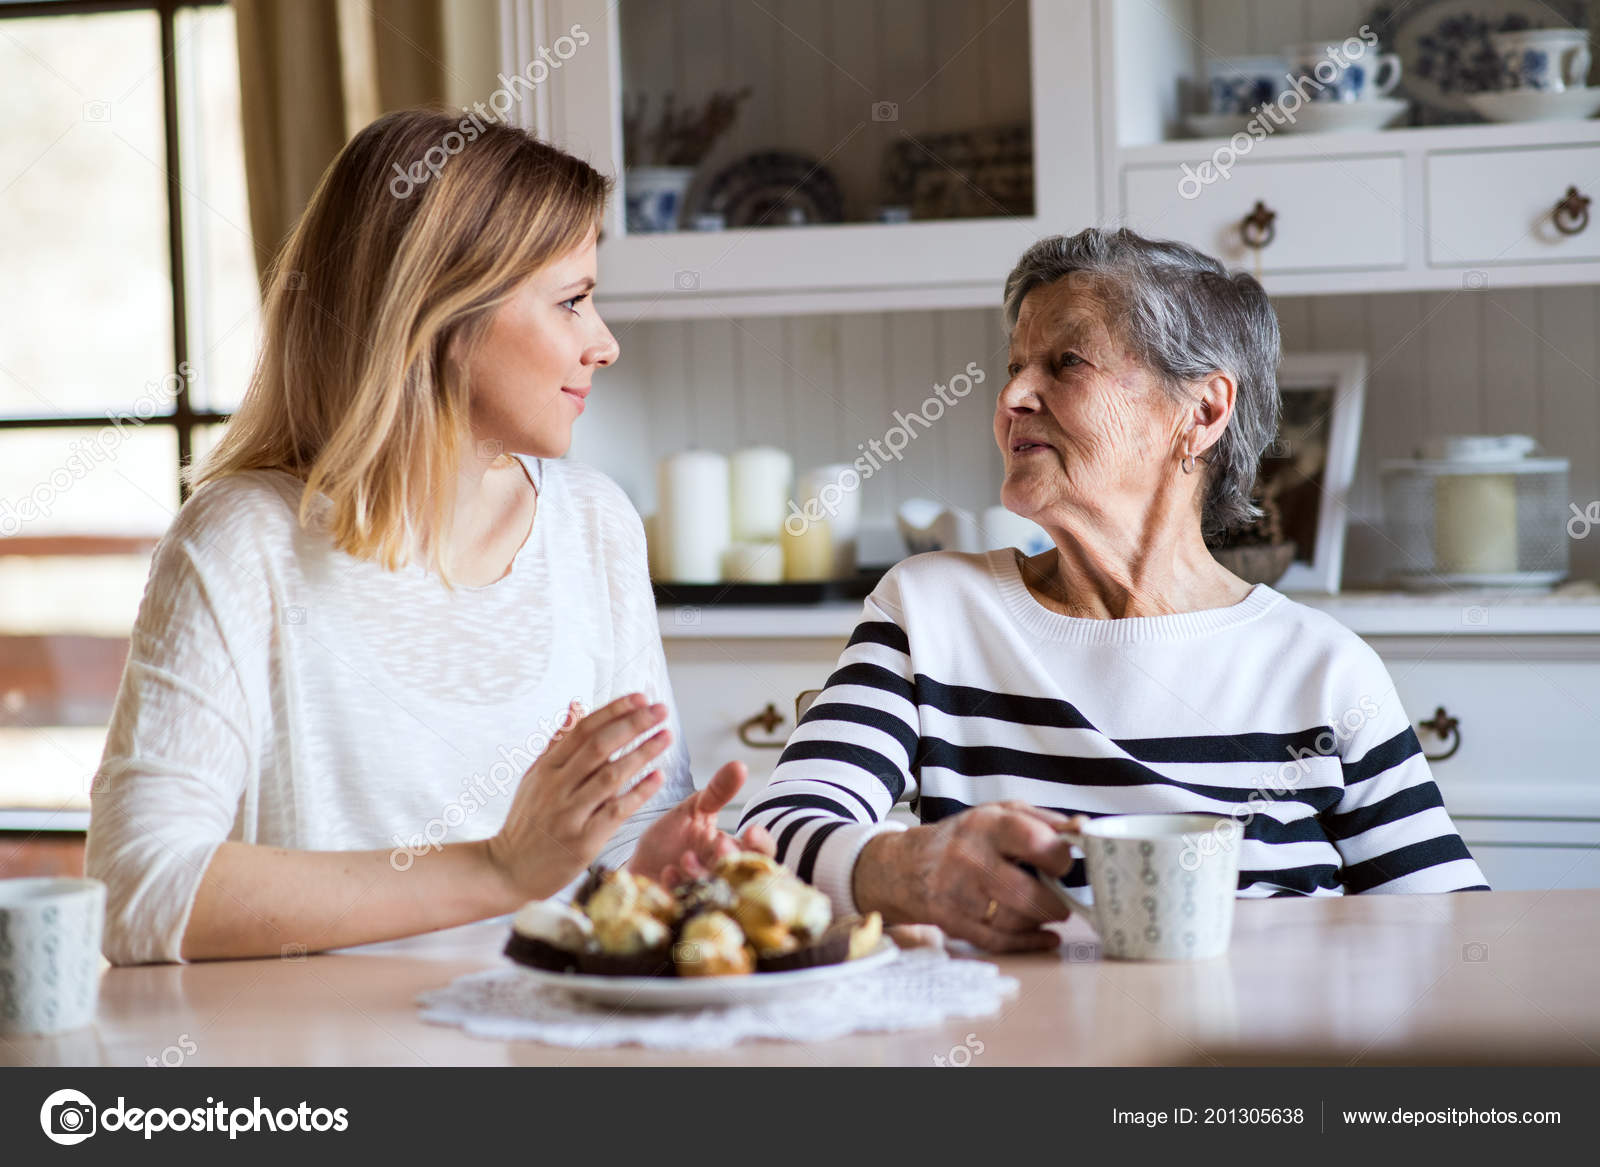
<box><xmin>0</xmin><ymin>0</ymin><xmax>237</xmax><ymax>505</ymax></box>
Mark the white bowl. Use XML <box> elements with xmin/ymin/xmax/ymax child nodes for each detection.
<box><xmin>1276</xmin><ymin>97</ymin><xmax>1408</xmax><ymax>134</ymax></box>
<box><xmin>1466</xmin><ymin>87</ymin><xmax>1600</xmax><ymax>124</ymax></box>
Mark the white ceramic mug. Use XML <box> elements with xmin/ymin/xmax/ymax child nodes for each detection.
<box><xmin>1036</xmin><ymin>814</ymin><xmax>1242</xmax><ymax>961</ymax></box>
<box><xmin>0</xmin><ymin>877</ymin><xmax>106</xmax><ymax>1035</ymax></box>
<box><xmin>1490</xmin><ymin>29</ymin><xmax>1592</xmax><ymax>93</ymax></box>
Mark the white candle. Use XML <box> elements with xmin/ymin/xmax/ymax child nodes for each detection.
<box><xmin>656</xmin><ymin>450</ymin><xmax>731</xmax><ymax>582</ymax></box>
<box><xmin>796</xmin><ymin>463</ymin><xmax>860</xmax><ymax>577</ymax></box>
<box><xmin>729</xmin><ymin>446</ymin><xmax>793</xmax><ymax>541</ymax></box>
<box><xmin>1434</xmin><ymin>473</ymin><xmax>1518</xmax><ymax>575</ymax></box>
<box><xmin>782</xmin><ymin>518</ymin><xmax>834</xmax><ymax>581</ymax></box>
<box><xmin>721</xmin><ymin>541</ymin><xmax>784</xmax><ymax>582</ymax></box>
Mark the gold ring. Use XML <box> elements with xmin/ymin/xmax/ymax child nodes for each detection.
<box><xmin>983</xmin><ymin>898</ymin><xmax>999</xmax><ymax>923</ymax></box>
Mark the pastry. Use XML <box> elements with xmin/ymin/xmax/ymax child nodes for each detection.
<box><xmin>756</xmin><ymin>912</ymin><xmax>883</xmax><ymax>973</ymax></box>
<box><xmin>503</xmin><ymin>900</ymin><xmax>595</xmax><ymax>973</ymax></box>
<box><xmin>674</xmin><ymin>911</ymin><xmax>755</xmax><ymax>977</ymax></box>
<box><xmin>504</xmin><ymin>863</ymin><xmax>884</xmax><ymax>979</ymax></box>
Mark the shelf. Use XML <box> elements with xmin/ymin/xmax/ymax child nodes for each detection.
<box><xmin>659</xmin><ymin>587</ymin><xmax>1600</xmax><ymax>641</ymax></box>
<box><xmin>1119</xmin><ymin>116</ymin><xmax>1600</xmax><ymax>168</ymax></box>
<box><xmin>0</xmin><ymin>808</ymin><xmax>89</xmax><ymax>832</ymax></box>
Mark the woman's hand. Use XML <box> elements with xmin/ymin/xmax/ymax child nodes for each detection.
<box><xmin>627</xmin><ymin>760</ymin><xmax>775</xmax><ymax>887</ymax></box>
<box><xmin>851</xmin><ymin>802</ymin><xmax>1081</xmax><ymax>952</ymax></box>
<box><xmin>484</xmin><ymin>693</ymin><xmax>672</xmax><ymax>902</ymax></box>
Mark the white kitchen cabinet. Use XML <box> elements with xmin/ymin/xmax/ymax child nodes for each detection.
<box><xmin>1104</xmin><ymin>1</ymin><xmax>1600</xmax><ymax>295</ymax></box>
<box><xmin>503</xmin><ymin>0</ymin><xmax>1600</xmax><ymax>310</ymax></box>
<box><xmin>1122</xmin><ymin>154</ymin><xmax>1408</xmax><ymax>275</ymax></box>
<box><xmin>508</xmin><ymin>0</ymin><xmax>1100</xmax><ymax>320</ymax></box>
<box><xmin>666</xmin><ymin>612</ymin><xmax>1600</xmax><ymax>891</ymax></box>
<box><xmin>1427</xmin><ymin>143</ymin><xmax>1600</xmax><ymax>267</ymax></box>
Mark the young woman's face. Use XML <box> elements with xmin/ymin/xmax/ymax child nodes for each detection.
<box><xmin>465</xmin><ymin>228</ymin><xmax>619</xmax><ymax>459</ymax></box>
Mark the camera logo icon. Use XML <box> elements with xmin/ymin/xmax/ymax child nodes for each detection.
<box><xmin>871</xmin><ymin>100</ymin><xmax>899</xmax><ymax>122</ymax></box>
<box><xmin>1461</xmin><ymin>605</ymin><xmax>1489</xmax><ymax>627</ymax></box>
<box><xmin>281</xmin><ymin>605</ymin><xmax>307</xmax><ymax>626</ymax></box>
<box><xmin>673</xmin><ymin>269</ymin><xmax>700</xmax><ymax>291</ymax></box>
<box><xmin>40</xmin><ymin>1088</ymin><xmax>97</xmax><ymax>1145</ymax></box>
<box><xmin>82</xmin><ymin>101</ymin><xmax>111</xmax><ymax>122</ymax></box>
<box><xmin>1462</xmin><ymin>270</ymin><xmax>1489</xmax><ymax>290</ymax></box>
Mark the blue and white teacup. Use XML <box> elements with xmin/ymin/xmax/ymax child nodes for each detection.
<box><xmin>1490</xmin><ymin>29</ymin><xmax>1592</xmax><ymax>93</ymax></box>
<box><xmin>0</xmin><ymin>877</ymin><xmax>105</xmax><ymax>1036</ymax></box>
<box><xmin>1205</xmin><ymin>55</ymin><xmax>1288</xmax><ymax>115</ymax></box>
<box><xmin>1286</xmin><ymin>39</ymin><xmax>1403</xmax><ymax>102</ymax></box>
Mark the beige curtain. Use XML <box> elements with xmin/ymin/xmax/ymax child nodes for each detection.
<box><xmin>234</xmin><ymin>0</ymin><xmax>451</xmax><ymax>286</ymax></box>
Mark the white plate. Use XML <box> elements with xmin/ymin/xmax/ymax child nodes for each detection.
<box><xmin>509</xmin><ymin>939</ymin><xmax>899</xmax><ymax>1010</ymax></box>
<box><xmin>1276</xmin><ymin>97</ymin><xmax>1409</xmax><ymax>134</ymax></box>
<box><xmin>1466</xmin><ymin>87</ymin><xmax>1600</xmax><ymax>122</ymax></box>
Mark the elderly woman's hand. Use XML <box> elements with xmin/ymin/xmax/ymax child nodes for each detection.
<box><xmin>851</xmin><ymin>802</ymin><xmax>1080</xmax><ymax>952</ymax></box>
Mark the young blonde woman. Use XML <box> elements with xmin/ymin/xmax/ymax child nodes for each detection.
<box><xmin>85</xmin><ymin>108</ymin><xmax>769</xmax><ymax>965</ymax></box>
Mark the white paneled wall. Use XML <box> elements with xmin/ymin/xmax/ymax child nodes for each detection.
<box><xmin>573</xmin><ymin>284</ymin><xmax>1600</xmax><ymax>585</ymax></box>
<box><xmin>570</xmin><ymin>306</ymin><xmax>1012</xmax><ymax>551</ymax></box>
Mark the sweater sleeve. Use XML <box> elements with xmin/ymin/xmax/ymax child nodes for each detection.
<box><xmin>84</xmin><ymin>508</ymin><xmax>267</xmax><ymax>965</ymax></box>
<box><xmin>737</xmin><ymin>574</ymin><xmax>917</xmax><ymax>914</ymax></box>
<box><xmin>1322</xmin><ymin>646</ymin><xmax>1490</xmax><ymax>894</ymax></box>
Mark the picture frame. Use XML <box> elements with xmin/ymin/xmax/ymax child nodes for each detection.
<box><xmin>1258</xmin><ymin>351</ymin><xmax>1368</xmax><ymax>594</ymax></box>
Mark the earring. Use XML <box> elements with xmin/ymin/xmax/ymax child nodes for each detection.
<box><xmin>1181</xmin><ymin>452</ymin><xmax>1196</xmax><ymax>474</ymax></box>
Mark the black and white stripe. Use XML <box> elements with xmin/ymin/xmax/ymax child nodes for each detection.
<box><xmin>740</xmin><ymin>550</ymin><xmax>1489</xmax><ymax>912</ymax></box>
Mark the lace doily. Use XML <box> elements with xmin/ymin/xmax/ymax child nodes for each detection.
<box><xmin>416</xmin><ymin>947</ymin><xmax>1018</xmax><ymax>1051</ymax></box>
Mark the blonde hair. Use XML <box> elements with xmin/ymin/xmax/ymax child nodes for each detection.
<box><xmin>187</xmin><ymin>107</ymin><xmax>611</xmax><ymax>587</ymax></box>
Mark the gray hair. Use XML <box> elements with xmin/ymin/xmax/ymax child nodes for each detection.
<box><xmin>1001</xmin><ymin>227</ymin><xmax>1281</xmax><ymax>537</ymax></box>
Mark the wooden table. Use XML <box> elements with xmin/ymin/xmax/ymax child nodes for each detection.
<box><xmin>5</xmin><ymin>890</ymin><xmax>1597</xmax><ymax>1066</ymax></box>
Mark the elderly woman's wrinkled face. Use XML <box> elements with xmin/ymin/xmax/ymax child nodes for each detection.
<box><xmin>996</xmin><ymin>277</ymin><xmax>1184</xmax><ymax>529</ymax></box>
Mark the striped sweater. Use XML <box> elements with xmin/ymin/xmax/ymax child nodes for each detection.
<box><xmin>739</xmin><ymin>548</ymin><xmax>1489</xmax><ymax>915</ymax></box>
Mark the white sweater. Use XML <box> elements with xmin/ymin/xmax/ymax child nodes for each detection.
<box><xmin>740</xmin><ymin>549</ymin><xmax>1489</xmax><ymax>914</ymax></box>
<box><xmin>85</xmin><ymin>455</ymin><xmax>693</xmax><ymax>965</ymax></box>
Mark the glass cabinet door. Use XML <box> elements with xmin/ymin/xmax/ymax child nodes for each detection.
<box><xmin>526</xmin><ymin>0</ymin><xmax>1097</xmax><ymax>314</ymax></box>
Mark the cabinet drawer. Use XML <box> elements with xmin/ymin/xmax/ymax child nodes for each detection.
<box><xmin>1121</xmin><ymin>155</ymin><xmax>1407</xmax><ymax>274</ymax></box>
<box><xmin>1376</xmin><ymin>649</ymin><xmax>1600</xmax><ymax>819</ymax></box>
<box><xmin>1427</xmin><ymin>145</ymin><xmax>1600</xmax><ymax>265</ymax></box>
<box><xmin>664</xmin><ymin>638</ymin><xmax>846</xmax><ymax>808</ymax></box>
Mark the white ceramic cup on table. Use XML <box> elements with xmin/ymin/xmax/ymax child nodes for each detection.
<box><xmin>1035</xmin><ymin>814</ymin><xmax>1242</xmax><ymax>961</ymax></box>
<box><xmin>0</xmin><ymin>877</ymin><xmax>106</xmax><ymax>1035</ymax></box>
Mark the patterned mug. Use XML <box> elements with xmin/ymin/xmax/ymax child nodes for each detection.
<box><xmin>0</xmin><ymin>877</ymin><xmax>105</xmax><ymax>1036</ymax></box>
<box><xmin>1490</xmin><ymin>29</ymin><xmax>1592</xmax><ymax>93</ymax></box>
<box><xmin>1285</xmin><ymin>39</ymin><xmax>1403</xmax><ymax>103</ymax></box>
<box><xmin>1036</xmin><ymin>814</ymin><xmax>1242</xmax><ymax>961</ymax></box>
<box><xmin>1205</xmin><ymin>55</ymin><xmax>1289</xmax><ymax>115</ymax></box>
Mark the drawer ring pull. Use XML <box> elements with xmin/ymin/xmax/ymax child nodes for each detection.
<box><xmin>737</xmin><ymin>702</ymin><xmax>788</xmax><ymax>749</ymax></box>
<box><xmin>1554</xmin><ymin>186</ymin><xmax>1591</xmax><ymax>235</ymax></box>
<box><xmin>1240</xmin><ymin>200</ymin><xmax>1277</xmax><ymax>249</ymax></box>
<box><xmin>1417</xmin><ymin>706</ymin><xmax>1461</xmax><ymax>763</ymax></box>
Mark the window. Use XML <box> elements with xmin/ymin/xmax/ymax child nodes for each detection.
<box><xmin>0</xmin><ymin>0</ymin><xmax>255</xmax><ymax>826</ymax></box>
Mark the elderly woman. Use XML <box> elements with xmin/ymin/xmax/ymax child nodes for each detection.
<box><xmin>738</xmin><ymin>227</ymin><xmax>1487</xmax><ymax>953</ymax></box>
